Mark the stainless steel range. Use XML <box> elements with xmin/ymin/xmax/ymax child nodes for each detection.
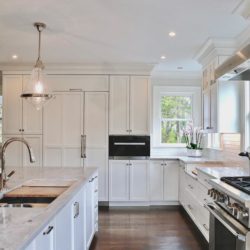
<box><xmin>206</xmin><ymin>176</ymin><xmax>250</xmax><ymax>250</ymax></box>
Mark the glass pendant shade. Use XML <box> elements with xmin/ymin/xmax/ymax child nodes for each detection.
<box><xmin>21</xmin><ymin>66</ymin><xmax>52</xmax><ymax>110</ymax></box>
<box><xmin>21</xmin><ymin>22</ymin><xmax>53</xmax><ymax>110</ymax></box>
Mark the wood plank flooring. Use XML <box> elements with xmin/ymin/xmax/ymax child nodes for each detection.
<box><xmin>90</xmin><ymin>207</ymin><xmax>208</xmax><ymax>250</ymax></box>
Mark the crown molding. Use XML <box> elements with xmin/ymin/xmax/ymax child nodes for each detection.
<box><xmin>232</xmin><ymin>0</ymin><xmax>250</xmax><ymax>20</ymax></box>
<box><xmin>194</xmin><ymin>38</ymin><xmax>236</xmax><ymax>67</ymax></box>
<box><xmin>151</xmin><ymin>71</ymin><xmax>202</xmax><ymax>82</ymax></box>
<box><xmin>0</xmin><ymin>63</ymin><xmax>155</xmax><ymax>75</ymax></box>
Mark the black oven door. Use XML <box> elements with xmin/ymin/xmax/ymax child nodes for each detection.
<box><xmin>205</xmin><ymin>203</ymin><xmax>247</xmax><ymax>250</ymax></box>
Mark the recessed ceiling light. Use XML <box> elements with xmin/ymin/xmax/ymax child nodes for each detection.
<box><xmin>161</xmin><ymin>55</ymin><xmax>166</xmax><ymax>60</ymax></box>
<box><xmin>12</xmin><ymin>54</ymin><xmax>18</xmax><ymax>59</ymax></box>
<box><xmin>169</xmin><ymin>32</ymin><xmax>176</xmax><ymax>37</ymax></box>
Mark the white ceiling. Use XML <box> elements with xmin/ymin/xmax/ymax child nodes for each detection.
<box><xmin>0</xmin><ymin>0</ymin><xmax>248</xmax><ymax>71</ymax></box>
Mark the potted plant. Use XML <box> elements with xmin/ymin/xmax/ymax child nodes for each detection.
<box><xmin>183</xmin><ymin>125</ymin><xmax>204</xmax><ymax>157</ymax></box>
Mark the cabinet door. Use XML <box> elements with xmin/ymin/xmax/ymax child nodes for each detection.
<box><xmin>149</xmin><ymin>161</ymin><xmax>164</xmax><ymax>201</ymax></box>
<box><xmin>43</xmin><ymin>92</ymin><xmax>83</xmax><ymax>167</ymax></box>
<box><xmin>130</xmin><ymin>160</ymin><xmax>149</xmax><ymax>201</ymax></box>
<box><xmin>202</xmin><ymin>88</ymin><xmax>211</xmax><ymax>130</ymax></box>
<box><xmin>3</xmin><ymin>135</ymin><xmax>23</xmax><ymax>167</ymax></box>
<box><xmin>22</xmin><ymin>75</ymin><xmax>43</xmax><ymax>135</ymax></box>
<box><xmin>84</xmin><ymin>92</ymin><xmax>108</xmax><ymax>201</ymax></box>
<box><xmin>3</xmin><ymin>75</ymin><xmax>23</xmax><ymax>134</ymax></box>
<box><xmin>164</xmin><ymin>161</ymin><xmax>179</xmax><ymax>201</ymax></box>
<box><xmin>55</xmin><ymin>202</ymin><xmax>72</xmax><ymax>250</ymax></box>
<box><xmin>109</xmin><ymin>160</ymin><xmax>129</xmax><ymax>201</ymax></box>
<box><xmin>72</xmin><ymin>187</ymin><xmax>85</xmax><ymax>250</ymax></box>
<box><xmin>35</xmin><ymin>220</ymin><xmax>55</xmax><ymax>250</ymax></box>
<box><xmin>86</xmin><ymin>177</ymin><xmax>95</xmax><ymax>249</ymax></box>
<box><xmin>109</xmin><ymin>76</ymin><xmax>130</xmax><ymax>134</ymax></box>
<box><xmin>23</xmin><ymin>135</ymin><xmax>43</xmax><ymax>167</ymax></box>
<box><xmin>130</xmin><ymin>76</ymin><xmax>149</xmax><ymax>135</ymax></box>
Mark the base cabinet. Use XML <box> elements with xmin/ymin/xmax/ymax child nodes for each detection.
<box><xmin>179</xmin><ymin>163</ymin><xmax>210</xmax><ymax>241</ymax></box>
<box><xmin>35</xmin><ymin>220</ymin><xmax>56</xmax><ymax>250</ymax></box>
<box><xmin>109</xmin><ymin>160</ymin><xmax>149</xmax><ymax>202</ymax></box>
<box><xmin>149</xmin><ymin>160</ymin><xmax>179</xmax><ymax>202</ymax></box>
<box><xmin>25</xmin><ymin>174</ymin><xmax>98</xmax><ymax>250</ymax></box>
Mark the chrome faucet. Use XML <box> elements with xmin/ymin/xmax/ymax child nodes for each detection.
<box><xmin>0</xmin><ymin>137</ymin><xmax>36</xmax><ymax>190</ymax></box>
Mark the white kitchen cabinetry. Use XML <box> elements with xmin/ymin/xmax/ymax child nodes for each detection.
<box><xmin>72</xmin><ymin>187</ymin><xmax>86</xmax><ymax>250</ymax></box>
<box><xmin>202</xmin><ymin>56</ymin><xmax>241</xmax><ymax>133</ymax></box>
<box><xmin>35</xmin><ymin>220</ymin><xmax>56</xmax><ymax>250</ymax></box>
<box><xmin>109</xmin><ymin>160</ymin><xmax>130</xmax><ymax>201</ymax></box>
<box><xmin>83</xmin><ymin>92</ymin><xmax>108</xmax><ymax>202</ymax></box>
<box><xmin>3</xmin><ymin>75</ymin><xmax>43</xmax><ymax>168</ymax></box>
<box><xmin>55</xmin><ymin>202</ymin><xmax>72</xmax><ymax>250</ymax></box>
<box><xmin>43</xmin><ymin>91</ymin><xmax>108</xmax><ymax>201</ymax></box>
<box><xmin>25</xmin><ymin>174</ymin><xmax>98</xmax><ymax>250</ymax></box>
<box><xmin>149</xmin><ymin>160</ymin><xmax>179</xmax><ymax>202</ymax></box>
<box><xmin>164</xmin><ymin>161</ymin><xmax>179</xmax><ymax>201</ymax></box>
<box><xmin>86</xmin><ymin>176</ymin><xmax>96</xmax><ymax>249</ymax></box>
<box><xmin>109</xmin><ymin>160</ymin><xmax>149</xmax><ymax>202</ymax></box>
<box><xmin>130</xmin><ymin>160</ymin><xmax>149</xmax><ymax>201</ymax></box>
<box><xmin>109</xmin><ymin>75</ymin><xmax>150</xmax><ymax>135</ymax></box>
<box><xmin>43</xmin><ymin>92</ymin><xmax>83</xmax><ymax>167</ymax></box>
<box><xmin>179</xmin><ymin>163</ymin><xmax>211</xmax><ymax>241</ymax></box>
<box><xmin>149</xmin><ymin>161</ymin><xmax>164</xmax><ymax>201</ymax></box>
<box><xmin>3</xmin><ymin>75</ymin><xmax>43</xmax><ymax>135</ymax></box>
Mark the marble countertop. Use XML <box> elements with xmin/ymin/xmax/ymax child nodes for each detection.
<box><xmin>0</xmin><ymin>166</ymin><xmax>98</xmax><ymax>250</ymax></box>
<box><xmin>196</xmin><ymin>166</ymin><xmax>250</xmax><ymax>179</ymax></box>
<box><xmin>150</xmin><ymin>155</ymin><xmax>223</xmax><ymax>164</ymax></box>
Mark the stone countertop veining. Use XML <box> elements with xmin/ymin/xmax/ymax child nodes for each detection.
<box><xmin>0</xmin><ymin>166</ymin><xmax>98</xmax><ymax>250</ymax></box>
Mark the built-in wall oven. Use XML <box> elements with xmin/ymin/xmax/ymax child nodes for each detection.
<box><xmin>109</xmin><ymin>135</ymin><xmax>150</xmax><ymax>158</ymax></box>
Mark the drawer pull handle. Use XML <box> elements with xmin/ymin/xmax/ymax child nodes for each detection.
<box><xmin>43</xmin><ymin>226</ymin><xmax>54</xmax><ymax>235</ymax></box>
<box><xmin>94</xmin><ymin>189</ymin><xmax>98</xmax><ymax>193</ymax></box>
<box><xmin>188</xmin><ymin>204</ymin><xmax>192</xmax><ymax>210</ymax></box>
<box><xmin>74</xmin><ymin>202</ymin><xmax>80</xmax><ymax>218</ymax></box>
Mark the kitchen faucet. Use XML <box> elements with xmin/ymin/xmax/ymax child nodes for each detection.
<box><xmin>0</xmin><ymin>137</ymin><xmax>36</xmax><ymax>190</ymax></box>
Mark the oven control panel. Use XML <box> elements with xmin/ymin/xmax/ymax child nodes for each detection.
<box><xmin>208</xmin><ymin>188</ymin><xmax>250</xmax><ymax>228</ymax></box>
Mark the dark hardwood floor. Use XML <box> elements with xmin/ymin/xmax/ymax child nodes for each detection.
<box><xmin>90</xmin><ymin>206</ymin><xmax>208</xmax><ymax>250</ymax></box>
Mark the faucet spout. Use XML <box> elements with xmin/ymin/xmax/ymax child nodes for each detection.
<box><xmin>0</xmin><ymin>137</ymin><xmax>36</xmax><ymax>190</ymax></box>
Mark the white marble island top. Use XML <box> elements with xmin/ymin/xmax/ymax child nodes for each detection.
<box><xmin>0</xmin><ymin>166</ymin><xmax>98</xmax><ymax>250</ymax></box>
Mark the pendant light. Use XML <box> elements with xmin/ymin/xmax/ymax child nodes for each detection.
<box><xmin>21</xmin><ymin>22</ymin><xmax>53</xmax><ymax>110</ymax></box>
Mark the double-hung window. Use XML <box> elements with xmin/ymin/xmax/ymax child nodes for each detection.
<box><xmin>161</xmin><ymin>95</ymin><xmax>192</xmax><ymax>144</ymax></box>
<box><xmin>153</xmin><ymin>86</ymin><xmax>201</xmax><ymax>147</ymax></box>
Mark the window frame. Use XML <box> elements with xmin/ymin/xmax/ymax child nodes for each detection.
<box><xmin>153</xmin><ymin>86</ymin><xmax>201</xmax><ymax>148</ymax></box>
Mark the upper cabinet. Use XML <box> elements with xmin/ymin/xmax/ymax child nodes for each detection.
<box><xmin>109</xmin><ymin>75</ymin><xmax>150</xmax><ymax>135</ymax></box>
<box><xmin>3</xmin><ymin>75</ymin><xmax>43</xmax><ymax>135</ymax></box>
<box><xmin>202</xmin><ymin>56</ymin><xmax>241</xmax><ymax>133</ymax></box>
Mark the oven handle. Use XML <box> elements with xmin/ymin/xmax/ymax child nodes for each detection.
<box><xmin>205</xmin><ymin>203</ymin><xmax>246</xmax><ymax>242</ymax></box>
<box><xmin>114</xmin><ymin>142</ymin><xmax>146</xmax><ymax>146</ymax></box>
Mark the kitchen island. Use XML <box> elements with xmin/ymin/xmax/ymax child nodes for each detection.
<box><xmin>0</xmin><ymin>166</ymin><xmax>98</xmax><ymax>250</ymax></box>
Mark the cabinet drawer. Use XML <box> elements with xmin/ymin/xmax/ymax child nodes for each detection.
<box><xmin>198</xmin><ymin>171</ymin><xmax>213</xmax><ymax>189</ymax></box>
<box><xmin>185</xmin><ymin>187</ymin><xmax>199</xmax><ymax>221</ymax></box>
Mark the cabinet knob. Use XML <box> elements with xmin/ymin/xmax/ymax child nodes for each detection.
<box><xmin>19</xmin><ymin>129</ymin><xmax>21</xmax><ymax>132</ymax></box>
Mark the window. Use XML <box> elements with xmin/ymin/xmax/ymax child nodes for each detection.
<box><xmin>153</xmin><ymin>86</ymin><xmax>201</xmax><ymax>147</ymax></box>
<box><xmin>161</xmin><ymin>95</ymin><xmax>192</xmax><ymax>144</ymax></box>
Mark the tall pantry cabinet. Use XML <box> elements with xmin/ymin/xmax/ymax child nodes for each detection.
<box><xmin>3</xmin><ymin>75</ymin><xmax>43</xmax><ymax>167</ymax></box>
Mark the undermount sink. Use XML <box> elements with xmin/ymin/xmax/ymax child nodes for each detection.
<box><xmin>0</xmin><ymin>179</ymin><xmax>76</xmax><ymax>208</ymax></box>
<box><xmin>0</xmin><ymin>196</ymin><xmax>56</xmax><ymax>208</ymax></box>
